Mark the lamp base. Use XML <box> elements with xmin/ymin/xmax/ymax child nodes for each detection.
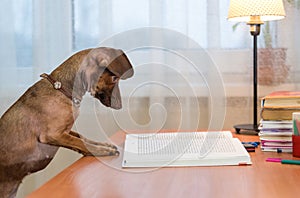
<box><xmin>234</xmin><ymin>124</ymin><xmax>259</xmax><ymax>134</ymax></box>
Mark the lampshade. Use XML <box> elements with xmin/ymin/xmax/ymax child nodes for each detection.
<box><xmin>228</xmin><ymin>0</ymin><xmax>286</xmax><ymax>23</ymax></box>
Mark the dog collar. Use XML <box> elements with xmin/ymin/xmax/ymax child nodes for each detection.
<box><xmin>40</xmin><ymin>73</ymin><xmax>81</xmax><ymax>107</ymax></box>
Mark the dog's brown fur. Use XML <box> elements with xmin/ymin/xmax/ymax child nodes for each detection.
<box><xmin>0</xmin><ymin>47</ymin><xmax>134</xmax><ymax>197</ymax></box>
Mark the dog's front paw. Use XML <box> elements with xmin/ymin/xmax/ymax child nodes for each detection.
<box><xmin>101</xmin><ymin>142</ymin><xmax>118</xmax><ymax>150</ymax></box>
<box><xmin>85</xmin><ymin>144</ymin><xmax>119</xmax><ymax>157</ymax></box>
<box><xmin>114</xmin><ymin>150</ymin><xmax>120</xmax><ymax>156</ymax></box>
<box><xmin>108</xmin><ymin>146</ymin><xmax>120</xmax><ymax>156</ymax></box>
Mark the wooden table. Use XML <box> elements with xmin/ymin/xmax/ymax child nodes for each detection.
<box><xmin>27</xmin><ymin>131</ymin><xmax>300</xmax><ymax>198</ymax></box>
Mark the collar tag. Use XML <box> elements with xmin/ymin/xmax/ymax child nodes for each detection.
<box><xmin>54</xmin><ymin>81</ymin><xmax>62</xmax><ymax>89</ymax></box>
<box><xmin>72</xmin><ymin>97</ymin><xmax>81</xmax><ymax>107</ymax></box>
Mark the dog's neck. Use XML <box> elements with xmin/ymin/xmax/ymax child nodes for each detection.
<box><xmin>40</xmin><ymin>73</ymin><xmax>83</xmax><ymax>107</ymax></box>
<box><xmin>44</xmin><ymin>49</ymin><xmax>93</xmax><ymax>106</ymax></box>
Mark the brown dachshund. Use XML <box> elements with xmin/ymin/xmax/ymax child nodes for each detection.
<box><xmin>0</xmin><ymin>47</ymin><xmax>134</xmax><ymax>197</ymax></box>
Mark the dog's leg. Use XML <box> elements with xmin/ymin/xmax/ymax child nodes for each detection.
<box><xmin>39</xmin><ymin>132</ymin><xmax>119</xmax><ymax>156</ymax></box>
<box><xmin>69</xmin><ymin>131</ymin><xmax>118</xmax><ymax>149</ymax></box>
<box><xmin>0</xmin><ymin>179</ymin><xmax>20</xmax><ymax>198</ymax></box>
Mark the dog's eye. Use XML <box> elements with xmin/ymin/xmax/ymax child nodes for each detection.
<box><xmin>111</xmin><ymin>76</ymin><xmax>119</xmax><ymax>83</ymax></box>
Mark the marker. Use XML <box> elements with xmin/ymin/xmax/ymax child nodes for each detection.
<box><xmin>242</xmin><ymin>142</ymin><xmax>260</xmax><ymax>147</ymax></box>
<box><xmin>266</xmin><ymin>158</ymin><xmax>300</xmax><ymax>165</ymax></box>
<box><xmin>293</xmin><ymin>119</ymin><xmax>299</xmax><ymax>136</ymax></box>
<box><xmin>281</xmin><ymin>159</ymin><xmax>300</xmax><ymax>165</ymax></box>
<box><xmin>266</xmin><ymin>158</ymin><xmax>282</xmax><ymax>163</ymax></box>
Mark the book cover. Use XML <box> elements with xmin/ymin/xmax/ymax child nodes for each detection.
<box><xmin>264</xmin><ymin>91</ymin><xmax>300</xmax><ymax>99</ymax></box>
<box><xmin>261</xmin><ymin>140</ymin><xmax>292</xmax><ymax>148</ymax></box>
<box><xmin>259</xmin><ymin>135</ymin><xmax>292</xmax><ymax>141</ymax></box>
<box><xmin>260</xmin><ymin>108</ymin><xmax>300</xmax><ymax>120</ymax></box>
<box><xmin>259</xmin><ymin>120</ymin><xmax>292</xmax><ymax>129</ymax></box>
<box><xmin>262</xmin><ymin>91</ymin><xmax>300</xmax><ymax>108</ymax></box>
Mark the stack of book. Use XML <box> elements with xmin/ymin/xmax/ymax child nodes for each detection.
<box><xmin>259</xmin><ymin>91</ymin><xmax>300</xmax><ymax>152</ymax></box>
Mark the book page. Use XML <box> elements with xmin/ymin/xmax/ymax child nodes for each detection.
<box><xmin>122</xmin><ymin>131</ymin><xmax>251</xmax><ymax>167</ymax></box>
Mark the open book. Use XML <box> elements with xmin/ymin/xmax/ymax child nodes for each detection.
<box><xmin>122</xmin><ymin>131</ymin><xmax>252</xmax><ymax>168</ymax></box>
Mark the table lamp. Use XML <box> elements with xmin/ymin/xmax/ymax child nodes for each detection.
<box><xmin>227</xmin><ymin>0</ymin><xmax>286</xmax><ymax>133</ymax></box>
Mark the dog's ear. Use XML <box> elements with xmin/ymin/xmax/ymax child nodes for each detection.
<box><xmin>79</xmin><ymin>48</ymin><xmax>128</xmax><ymax>91</ymax></box>
<box><xmin>91</xmin><ymin>48</ymin><xmax>134</xmax><ymax>80</ymax></box>
<box><xmin>106</xmin><ymin>51</ymin><xmax>134</xmax><ymax>80</ymax></box>
<box><xmin>83</xmin><ymin>47</ymin><xmax>134</xmax><ymax>79</ymax></box>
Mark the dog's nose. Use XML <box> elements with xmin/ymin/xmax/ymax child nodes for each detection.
<box><xmin>98</xmin><ymin>92</ymin><xmax>105</xmax><ymax>100</ymax></box>
<box><xmin>95</xmin><ymin>91</ymin><xmax>105</xmax><ymax>100</ymax></box>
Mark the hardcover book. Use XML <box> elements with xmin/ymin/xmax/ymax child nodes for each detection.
<box><xmin>261</xmin><ymin>91</ymin><xmax>300</xmax><ymax>120</ymax></box>
<box><xmin>260</xmin><ymin>108</ymin><xmax>299</xmax><ymax>120</ymax></box>
<box><xmin>262</xmin><ymin>91</ymin><xmax>300</xmax><ymax>108</ymax></box>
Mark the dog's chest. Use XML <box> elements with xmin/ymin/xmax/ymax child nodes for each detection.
<box><xmin>23</xmin><ymin>142</ymin><xmax>59</xmax><ymax>174</ymax></box>
<box><xmin>22</xmin><ymin>142</ymin><xmax>58</xmax><ymax>165</ymax></box>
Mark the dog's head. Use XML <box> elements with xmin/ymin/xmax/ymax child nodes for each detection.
<box><xmin>80</xmin><ymin>47</ymin><xmax>134</xmax><ymax>109</ymax></box>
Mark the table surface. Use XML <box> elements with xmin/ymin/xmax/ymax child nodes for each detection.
<box><xmin>27</xmin><ymin>131</ymin><xmax>300</xmax><ymax>198</ymax></box>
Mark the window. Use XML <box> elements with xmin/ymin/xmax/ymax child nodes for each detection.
<box><xmin>73</xmin><ymin>0</ymin><xmax>249</xmax><ymax>50</ymax></box>
<box><xmin>0</xmin><ymin>0</ymin><xmax>297</xmax><ymax>94</ymax></box>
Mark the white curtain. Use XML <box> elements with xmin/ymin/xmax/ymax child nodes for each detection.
<box><xmin>0</xmin><ymin>0</ymin><xmax>75</xmax><ymax>196</ymax></box>
<box><xmin>0</xmin><ymin>0</ymin><xmax>299</xmax><ymax>197</ymax></box>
